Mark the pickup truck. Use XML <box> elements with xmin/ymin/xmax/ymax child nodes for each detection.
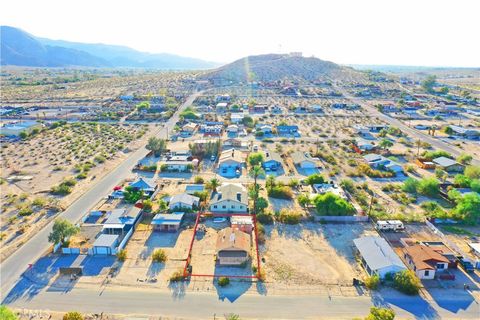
<box><xmin>457</xmin><ymin>256</ymin><xmax>475</xmax><ymax>273</ymax></box>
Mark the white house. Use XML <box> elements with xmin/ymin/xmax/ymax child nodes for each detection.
<box><xmin>403</xmin><ymin>244</ymin><xmax>450</xmax><ymax>279</ymax></box>
<box><xmin>169</xmin><ymin>193</ymin><xmax>200</xmax><ymax>210</ymax></box>
<box><xmin>353</xmin><ymin>236</ymin><xmax>407</xmax><ymax>279</ymax></box>
<box><xmin>210</xmin><ymin>183</ymin><xmax>248</xmax><ymax>214</ymax></box>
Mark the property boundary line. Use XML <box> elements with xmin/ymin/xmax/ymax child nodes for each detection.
<box><xmin>182</xmin><ymin>212</ymin><xmax>261</xmax><ymax>280</ymax></box>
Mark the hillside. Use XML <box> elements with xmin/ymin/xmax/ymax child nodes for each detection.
<box><xmin>0</xmin><ymin>26</ymin><xmax>219</xmax><ymax>69</ymax></box>
<box><xmin>203</xmin><ymin>54</ymin><xmax>352</xmax><ymax>83</ymax></box>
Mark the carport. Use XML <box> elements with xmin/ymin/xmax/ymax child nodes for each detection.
<box><xmin>92</xmin><ymin>234</ymin><xmax>119</xmax><ymax>255</ymax></box>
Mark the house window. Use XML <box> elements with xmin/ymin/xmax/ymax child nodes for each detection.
<box><xmin>424</xmin><ymin>270</ymin><xmax>430</xmax><ymax>276</ymax></box>
<box><xmin>240</xmin><ymin>206</ymin><xmax>243</xmax><ymax>209</ymax></box>
<box><xmin>437</xmin><ymin>263</ymin><xmax>445</xmax><ymax>269</ymax></box>
<box><xmin>213</xmin><ymin>205</ymin><xmax>217</xmax><ymax>209</ymax></box>
<box><xmin>231</xmin><ymin>205</ymin><xmax>235</xmax><ymax>209</ymax></box>
<box><xmin>222</xmin><ymin>205</ymin><xmax>226</xmax><ymax>209</ymax></box>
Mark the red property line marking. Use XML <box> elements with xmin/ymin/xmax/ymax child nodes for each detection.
<box><xmin>182</xmin><ymin>212</ymin><xmax>261</xmax><ymax>280</ymax></box>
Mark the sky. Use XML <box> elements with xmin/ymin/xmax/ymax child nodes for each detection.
<box><xmin>1</xmin><ymin>0</ymin><xmax>479</xmax><ymax>67</ymax></box>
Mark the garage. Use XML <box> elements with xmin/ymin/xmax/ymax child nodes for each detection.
<box><xmin>92</xmin><ymin>234</ymin><xmax>119</xmax><ymax>255</ymax></box>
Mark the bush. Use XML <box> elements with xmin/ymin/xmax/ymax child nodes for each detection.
<box><xmin>464</xmin><ymin>165</ymin><xmax>480</xmax><ymax>179</ymax></box>
<box><xmin>394</xmin><ymin>270</ymin><xmax>421</xmax><ymax>295</ymax></box>
<box><xmin>256</xmin><ymin>212</ymin><xmax>274</xmax><ymax>224</ymax></box>
<box><xmin>117</xmin><ymin>249</ymin><xmax>127</xmax><ymax>262</ymax></box>
<box><xmin>314</xmin><ymin>192</ymin><xmax>356</xmax><ymax>216</ymax></box>
<box><xmin>194</xmin><ymin>176</ymin><xmax>204</xmax><ymax>184</ymax></box>
<box><xmin>423</xmin><ymin>150</ymin><xmax>452</xmax><ymax>161</ymax></box>
<box><xmin>364</xmin><ymin>307</ymin><xmax>395</xmax><ymax>320</ymax></box>
<box><xmin>305</xmin><ymin>173</ymin><xmax>326</xmax><ymax>186</ymax></box>
<box><xmin>170</xmin><ymin>270</ymin><xmax>184</xmax><ymax>282</ymax></box>
<box><xmin>401</xmin><ymin>178</ymin><xmax>419</xmax><ymax>194</ymax></box>
<box><xmin>0</xmin><ymin>305</ymin><xmax>18</xmax><ymax>320</ymax></box>
<box><xmin>268</xmin><ymin>185</ymin><xmax>293</xmax><ymax>199</ymax></box>
<box><xmin>152</xmin><ymin>249</ymin><xmax>167</xmax><ymax>262</ymax></box>
<box><xmin>218</xmin><ymin>276</ymin><xmax>230</xmax><ymax>287</ymax></box>
<box><xmin>18</xmin><ymin>205</ymin><xmax>33</xmax><ymax>216</ymax></box>
<box><xmin>142</xmin><ymin>199</ymin><xmax>153</xmax><ymax>212</ymax></box>
<box><xmin>76</xmin><ymin>172</ymin><xmax>87</xmax><ymax>179</ymax></box>
<box><xmin>364</xmin><ymin>274</ymin><xmax>380</xmax><ymax>290</ymax></box>
<box><xmin>277</xmin><ymin>209</ymin><xmax>301</xmax><ymax>224</ymax></box>
<box><xmin>417</xmin><ymin>178</ymin><xmax>440</xmax><ymax>197</ymax></box>
<box><xmin>63</xmin><ymin>312</ymin><xmax>84</xmax><ymax>320</ymax></box>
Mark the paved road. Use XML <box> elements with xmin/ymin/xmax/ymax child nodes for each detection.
<box><xmin>337</xmin><ymin>87</ymin><xmax>480</xmax><ymax>166</ymax></box>
<box><xmin>0</xmin><ymin>91</ymin><xmax>202</xmax><ymax>297</ymax></box>
<box><xmin>5</xmin><ymin>284</ymin><xmax>480</xmax><ymax>319</ymax></box>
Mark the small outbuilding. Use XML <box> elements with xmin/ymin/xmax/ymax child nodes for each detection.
<box><xmin>151</xmin><ymin>213</ymin><xmax>185</xmax><ymax>232</ymax></box>
<box><xmin>92</xmin><ymin>234</ymin><xmax>119</xmax><ymax>255</ymax></box>
<box><xmin>216</xmin><ymin>227</ymin><xmax>251</xmax><ymax>266</ymax></box>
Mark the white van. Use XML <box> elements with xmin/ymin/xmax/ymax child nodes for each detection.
<box><xmin>376</xmin><ymin>220</ymin><xmax>405</xmax><ymax>232</ymax></box>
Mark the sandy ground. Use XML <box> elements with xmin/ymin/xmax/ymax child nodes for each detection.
<box><xmin>262</xmin><ymin>223</ymin><xmax>376</xmax><ymax>285</ymax></box>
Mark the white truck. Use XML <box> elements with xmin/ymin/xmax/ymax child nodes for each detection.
<box><xmin>376</xmin><ymin>220</ymin><xmax>405</xmax><ymax>232</ymax></box>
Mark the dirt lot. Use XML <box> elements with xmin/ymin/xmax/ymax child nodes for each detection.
<box><xmin>261</xmin><ymin>222</ymin><xmax>376</xmax><ymax>285</ymax></box>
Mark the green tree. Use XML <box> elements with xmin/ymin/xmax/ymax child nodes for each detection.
<box><xmin>298</xmin><ymin>193</ymin><xmax>311</xmax><ymax>207</ymax></box>
<box><xmin>206</xmin><ymin>178</ymin><xmax>220</xmax><ymax>192</ymax></box>
<box><xmin>443</xmin><ymin>126</ymin><xmax>453</xmax><ymax>135</ymax></box>
<box><xmin>365</xmin><ymin>307</ymin><xmax>395</xmax><ymax>320</ymax></box>
<box><xmin>454</xmin><ymin>174</ymin><xmax>471</xmax><ymax>188</ymax></box>
<box><xmin>249</xmin><ymin>165</ymin><xmax>265</xmax><ymax>214</ymax></box>
<box><xmin>454</xmin><ymin>193</ymin><xmax>480</xmax><ymax>224</ymax></box>
<box><xmin>394</xmin><ymin>270</ymin><xmax>421</xmax><ymax>295</ymax></box>
<box><xmin>19</xmin><ymin>131</ymin><xmax>28</xmax><ymax>139</ymax></box>
<box><xmin>417</xmin><ymin>178</ymin><xmax>440</xmax><ymax>197</ymax></box>
<box><xmin>63</xmin><ymin>312</ymin><xmax>84</xmax><ymax>320</ymax></box>
<box><xmin>48</xmin><ymin>218</ymin><xmax>80</xmax><ymax>247</ymax></box>
<box><xmin>256</xmin><ymin>197</ymin><xmax>269</xmax><ymax>213</ymax></box>
<box><xmin>146</xmin><ymin>137</ymin><xmax>166</xmax><ymax>156</ymax></box>
<box><xmin>305</xmin><ymin>173</ymin><xmax>326</xmax><ymax>186</ymax></box>
<box><xmin>313</xmin><ymin>192</ymin><xmax>356</xmax><ymax>216</ymax></box>
<box><xmin>123</xmin><ymin>186</ymin><xmax>144</xmax><ymax>203</ymax></box>
<box><xmin>248</xmin><ymin>152</ymin><xmax>264</xmax><ymax>167</ymax></box>
<box><xmin>0</xmin><ymin>305</ymin><xmax>17</xmax><ymax>320</ymax></box>
<box><xmin>379</xmin><ymin>138</ymin><xmax>394</xmax><ymax>150</ymax></box>
<box><xmin>421</xmin><ymin>75</ymin><xmax>437</xmax><ymax>93</ymax></box>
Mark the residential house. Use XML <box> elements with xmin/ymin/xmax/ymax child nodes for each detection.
<box><xmin>129</xmin><ymin>177</ymin><xmax>157</xmax><ymax>197</ymax></box>
<box><xmin>363</xmin><ymin>154</ymin><xmax>403</xmax><ymax>173</ymax></box>
<box><xmin>1</xmin><ymin>120</ymin><xmax>43</xmax><ymax>136</ymax></box>
<box><xmin>151</xmin><ymin>212</ymin><xmax>185</xmax><ymax>232</ymax></box>
<box><xmin>291</xmin><ymin>152</ymin><xmax>317</xmax><ymax>169</ymax></box>
<box><xmin>230</xmin><ymin>113</ymin><xmax>245</xmax><ymax>124</ymax></box>
<box><xmin>218</xmin><ymin>149</ymin><xmax>244</xmax><ymax>177</ymax></box>
<box><xmin>215</xmin><ymin>102</ymin><xmax>228</xmax><ymax>113</ymax></box>
<box><xmin>422</xmin><ymin>241</ymin><xmax>458</xmax><ymax>268</ymax></box>
<box><xmin>432</xmin><ymin>157</ymin><xmax>464</xmax><ymax>173</ymax></box>
<box><xmin>210</xmin><ymin>183</ymin><xmax>248</xmax><ymax>213</ymax></box>
<box><xmin>277</xmin><ymin>125</ymin><xmax>299</xmax><ymax>135</ymax></box>
<box><xmin>181</xmin><ymin>122</ymin><xmax>197</xmax><ymax>136</ymax></box>
<box><xmin>355</xmin><ymin>138</ymin><xmax>375</xmax><ymax>151</ymax></box>
<box><xmin>403</xmin><ymin>244</ymin><xmax>450</xmax><ymax>279</ymax></box>
<box><xmin>262</xmin><ymin>151</ymin><xmax>283</xmax><ymax>171</ymax></box>
<box><xmin>449</xmin><ymin>125</ymin><xmax>480</xmax><ymax>139</ymax></box>
<box><xmin>250</xmin><ymin>105</ymin><xmax>267</xmax><ymax>114</ymax></box>
<box><xmin>270</xmin><ymin>105</ymin><xmax>282</xmax><ymax>114</ymax></box>
<box><xmin>226</xmin><ymin>124</ymin><xmax>239</xmax><ymax>135</ymax></box>
<box><xmin>353</xmin><ymin>236</ymin><xmax>407</xmax><ymax>279</ymax></box>
<box><xmin>169</xmin><ymin>193</ymin><xmax>200</xmax><ymax>210</ymax></box>
<box><xmin>102</xmin><ymin>207</ymin><xmax>142</xmax><ymax>235</ymax></box>
<box><xmin>256</xmin><ymin>123</ymin><xmax>273</xmax><ymax>135</ymax></box>
<box><xmin>216</xmin><ymin>227</ymin><xmax>251</xmax><ymax>266</ymax></box>
<box><xmin>200</xmin><ymin>124</ymin><xmax>223</xmax><ymax>136</ymax></box>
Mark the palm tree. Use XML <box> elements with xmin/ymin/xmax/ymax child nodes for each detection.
<box><xmin>249</xmin><ymin>165</ymin><xmax>265</xmax><ymax>214</ymax></box>
<box><xmin>415</xmin><ymin>139</ymin><xmax>422</xmax><ymax>156</ymax></box>
<box><xmin>206</xmin><ymin>178</ymin><xmax>219</xmax><ymax>192</ymax></box>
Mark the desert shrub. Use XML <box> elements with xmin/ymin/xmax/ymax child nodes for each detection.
<box><xmin>142</xmin><ymin>199</ymin><xmax>153</xmax><ymax>212</ymax></box>
<box><xmin>152</xmin><ymin>249</ymin><xmax>167</xmax><ymax>263</ymax></box>
<box><xmin>417</xmin><ymin>178</ymin><xmax>440</xmax><ymax>197</ymax></box>
<box><xmin>256</xmin><ymin>222</ymin><xmax>266</xmax><ymax>244</ymax></box>
<box><xmin>464</xmin><ymin>165</ymin><xmax>480</xmax><ymax>179</ymax></box>
<box><xmin>218</xmin><ymin>277</ymin><xmax>230</xmax><ymax>287</ymax></box>
<box><xmin>18</xmin><ymin>205</ymin><xmax>33</xmax><ymax>216</ymax></box>
<box><xmin>394</xmin><ymin>270</ymin><xmax>421</xmax><ymax>295</ymax></box>
<box><xmin>63</xmin><ymin>312</ymin><xmax>83</xmax><ymax>320</ymax></box>
<box><xmin>76</xmin><ymin>172</ymin><xmax>87</xmax><ymax>179</ymax></box>
<box><xmin>268</xmin><ymin>186</ymin><xmax>293</xmax><ymax>199</ymax></box>
<box><xmin>340</xmin><ymin>179</ymin><xmax>355</xmax><ymax>193</ymax></box>
<box><xmin>32</xmin><ymin>197</ymin><xmax>47</xmax><ymax>207</ymax></box>
<box><xmin>50</xmin><ymin>183</ymin><xmax>72</xmax><ymax>195</ymax></box>
<box><xmin>314</xmin><ymin>192</ymin><xmax>356</xmax><ymax>216</ymax></box>
<box><xmin>256</xmin><ymin>269</ymin><xmax>266</xmax><ymax>282</ymax></box>
<box><xmin>402</xmin><ymin>178</ymin><xmax>419</xmax><ymax>194</ymax></box>
<box><xmin>297</xmin><ymin>193</ymin><xmax>311</xmax><ymax>207</ymax></box>
<box><xmin>193</xmin><ymin>176</ymin><xmax>204</xmax><ymax>184</ymax></box>
<box><xmin>277</xmin><ymin>209</ymin><xmax>301</xmax><ymax>224</ymax></box>
<box><xmin>364</xmin><ymin>274</ymin><xmax>380</xmax><ymax>290</ymax></box>
<box><xmin>305</xmin><ymin>173</ymin><xmax>326</xmax><ymax>186</ymax></box>
<box><xmin>423</xmin><ymin>150</ymin><xmax>452</xmax><ymax>160</ymax></box>
<box><xmin>256</xmin><ymin>211</ymin><xmax>274</xmax><ymax>224</ymax></box>
<box><xmin>170</xmin><ymin>270</ymin><xmax>184</xmax><ymax>282</ymax></box>
<box><xmin>117</xmin><ymin>249</ymin><xmax>127</xmax><ymax>262</ymax></box>
<box><xmin>364</xmin><ymin>307</ymin><xmax>395</xmax><ymax>320</ymax></box>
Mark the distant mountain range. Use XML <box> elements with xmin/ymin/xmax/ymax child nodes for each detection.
<box><xmin>202</xmin><ymin>53</ymin><xmax>352</xmax><ymax>83</ymax></box>
<box><xmin>0</xmin><ymin>26</ymin><xmax>219</xmax><ymax>69</ymax></box>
